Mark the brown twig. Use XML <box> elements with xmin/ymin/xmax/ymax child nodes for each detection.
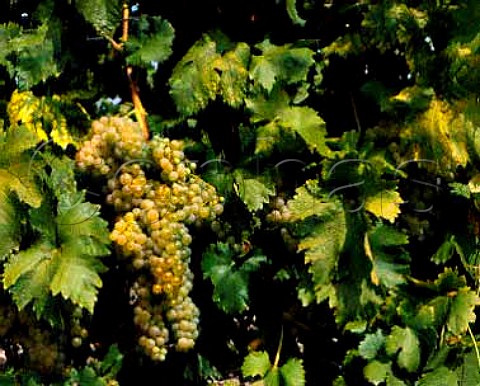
<box><xmin>121</xmin><ymin>1</ymin><xmax>149</xmax><ymax>139</ymax></box>
<box><xmin>127</xmin><ymin>67</ymin><xmax>149</xmax><ymax>140</ymax></box>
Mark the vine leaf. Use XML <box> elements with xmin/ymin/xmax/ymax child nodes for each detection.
<box><xmin>365</xmin><ymin>190</ymin><xmax>403</xmax><ymax>223</ymax></box>
<box><xmin>359</xmin><ymin>330</ymin><xmax>386</xmax><ymax>360</ymax></box>
<box><xmin>49</xmin><ymin>238</ymin><xmax>107</xmax><ymax>312</ymax></box>
<box><xmin>3</xmin><ymin>158</ymin><xmax>110</xmax><ymax>315</ymax></box>
<box><xmin>202</xmin><ymin>243</ymin><xmax>266</xmax><ymax>314</ymax></box>
<box><xmin>277</xmin><ymin>106</ymin><xmax>330</xmax><ymax>155</ymax></box>
<box><xmin>264</xmin><ymin>367</ymin><xmax>280</xmax><ymax>386</ymax></box>
<box><xmin>242</xmin><ymin>351</ymin><xmax>305</xmax><ymax>386</ymax></box>
<box><xmin>250</xmin><ymin>40</ymin><xmax>314</xmax><ymax>92</ymax></box>
<box><xmin>217</xmin><ymin>43</ymin><xmax>250</xmax><ymax>108</ymax></box>
<box><xmin>287</xmin><ymin>185</ymin><xmax>346</xmax><ymax>304</ymax></box>
<box><xmin>416</xmin><ymin>366</ymin><xmax>458</xmax><ymax>386</ymax></box>
<box><xmin>280</xmin><ymin>358</ymin><xmax>306</xmax><ymax>386</ymax></box>
<box><xmin>242</xmin><ymin>351</ymin><xmax>271</xmax><ymax>379</ymax></box>
<box><xmin>0</xmin><ymin>23</ymin><xmax>58</xmax><ymax>89</ymax></box>
<box><xmin>431</xmin><ymin>237</ymin><xmax>456</xmax><ymax>265</ymax></box>
<box><xmin>75</xmin><ymin>0</ymin><xmax>122</xmax><ymax>37</ymax></box>
<box><xmin>248</xmin><ymin>91</ymin><xmax>330</xmax><ymax>156</ymax></box>
<box><xmin>0</xmin><ymin>165</ymin><xmax>42</xmax><ymax>208</ymax></box>
<box><xmin>169</xmin><ymin>36</ymin><xmax>221</xmax><ymax>116</ymax></box>
<box><xmin>385</xmin><ymin>326</ymin><xmax>421</xmax><ymax>373</ymax></box>
<box><xmin>126</xmin><ymin>16</ymin><xmax>175</xmax><ymax>86</ymax></box>
<box><xmin>403</xmin><ymin>99</ymin><xmax>470</xmax><ymax>172</ymax></box>
<box><xmin>287</xmin><ymin>186</ymin><xmax>337</xmax><ymax>221</ymax></box>
<box><xmin>455</xmin><ymin>350</ymin><xmax>480</xmax><ymax>385</ymax></box>
<box><xmin>7</xmin><ymin>90</ymin><xmax>77</xmax><ymax>149</ymax></box>
<box><xmin>446</xmin><ymin>287</ymin><xmax>477</xmax><ymax>335</ymax></box>
<box><xmin>234</xmin><ymin>172</ymin><xmax>276</xmax><ymax>212</ymax></box>
<box><xmin>365</xmin><ymin>224</ymin><xmax>410</xmax><ymax>288</ymax></box>
<box><xmin>0</xmin><ymin>193</ymin><xmax>20</xmax><ymax>258</ymax></box>
<box><xmin>364</xmin><ymin>361</ymin><xmax>390</xmax><ymax>386</ymax></box>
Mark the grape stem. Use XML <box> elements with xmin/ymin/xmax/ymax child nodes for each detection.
<box><xmin>272</xmin><ymin>325</ymin><xmax>283</xmax><ymax>369</ymax></box>
<box><xmin>122</xmin><ymin>2</ymin><xmax>150</xmax><ymax>140</ymax></box>
<box><xmin>104</xmin><ymin>1</ymin><xmax>150</xmax><ymax>140</ymax></box>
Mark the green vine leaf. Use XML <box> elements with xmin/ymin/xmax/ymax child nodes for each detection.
<box><xmin>385</xmin><ymin>326</ymin><xmax>421</xmax><ymax>373</ymax></box>
<box><xmin>3</xmin><ymin>157</ymin><xmax>110</xmax><ymax>315</ymax></box>
<box><xmin>277</xmin><ymin>106</ymin><xmax>330</xmax><ymax>156</ymax></box>
<box><xmin>49</xmin><ymin>238</ymin><xmax>107</xmax><ymax>312</ymax></box>
<box><xmin>280</xmin><ymin>358</ymin><xmax>305</xmax><ymax>386</ymax></box>
<box><xmin>446</xmin><ymin>287</ymin><xmax>477</xmax><ymax>335</ymax></box>
<box><xmin>250</xmin><ymin>40</ymin><xmax>314</xmax><ymax>92</ymax></box>
<box><xmin>364</xmin><ymin>360</ymin><xmax>390</xmax><ymax>385</ymax></box>
<box><xmin>416</xmin><ymin>366</ymin><xmax>458</xmax><ymax>386</ymax></box>
<box><xmin>359</xmin><ymin>330</ymin><xmax>386</xmax><ymax>360</ymax></box>
<box><xmin>264</xmin><ymin>367</ymin><xmax>281</xmax><ymax>386</ymax></box>
<box><xmin>0</xmin><ymin>163</ymin><xmax>43</xmax><ymax>209</ymax></box>
<box><xmin>290</xmin><ymin>188</ymin><xmax>346</xmax><ymax>304</ymax></box>
<box><xmin>75</xmin><ymin>0</ymin><xmax>121</xmax><ymax>37</ymax></box>
<box><xmin>366</xmin><ymin>224</ymin><xmax>410</xmax><ymax>288</ymax></box>
<box><xmin>234</xmin><ymin>172</ymin><xmax>276</xmax><ymax>212</ymax></box>
<box><xmin>126</xmin><ymin>15</ymin><xmax>175</xmax><ymax>86</ymax></box>
<box><xmin>202</xmin><ymin>243</ymin><xmax>266</xmax><ymax>314</ymax></box>
<box><xmin>242</xmin><ymin>351</ymin><xmax>271</xmax><ymax>379</ymax></box>
<box><xmin>0</xmin><ymin>23</ymin><xmax>58</xmax><ymax>89</ymax></box>
<box><xmin>0</xmin><ymin>193</ymin><xmax>20</xmax><ymax>259</ymax></box>
<box><xmin>455</xmin><ymin>350</ymin><xmax>480</xmax><ymax>385</ymax></box>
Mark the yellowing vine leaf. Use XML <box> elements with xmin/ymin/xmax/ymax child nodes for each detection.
<box><xmin>287</xmin><ymin>185</ymin><xmax>337</xmax><ymax>221</ymax></box>
<box><xmin>365</xmin><ymin>190</ymin><xmax>403</xmax><ymax>223</ymax></box>
<box><xmin>169</xmin><ymin>37</ymin><xmax>221</xmax><ymax>116</ymax></box>
<box><xmin>0</xmin><ymin>164</ymin><xmax>43</xmax><ymax>208</ymax></box>
<box><xmin>216</xmin><ymin>43</ymin><xmax>250</xmax><ymax>108</ymax></box>
<box><xmin>297</xmin><ymin>202</ymin><xmax>346</xmax><ymax>303</ymax></box>
<box><xmin>7</xmin><ymin>90</ymin><xmax>77</xmax><ymax>149</ymax></box>
<box><xmin>7</xmin><ymin>90</ymin><xmax>48</xmax><ymax>142</ymax></box>
<box><xmin>401</xmin><ymin>99</ymin><xmax>470</xmax><ymax>172</ymax></box>
<box><xmin>446</xmin><ymin>287</ymin><xmax>477</xmax><ymax>335</ymax></box>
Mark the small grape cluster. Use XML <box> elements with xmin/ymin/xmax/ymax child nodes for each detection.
<box><xmin>266</xmin><ymin>196</ymin><xmax>292</xmax><ymax>223</ymax></box>
<box><xmin>14</xmin><ymin>312</ymin><xmax>64</xmax><ymax>375</ymax></box>
<box><xmin>70</xmin><ymin>306</ymin><xmax>89</xmax><ymax>348</ymax></box>
<box><xmin>76</xmin><ymin>116</ymin><xmax>223</xmax><ymax>361</ymax></box>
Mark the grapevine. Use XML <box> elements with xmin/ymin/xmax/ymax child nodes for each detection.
<box><xmin>76</xmin><ymin>116</ymin><xmax>224</xmax><ymax>360</ymax></box>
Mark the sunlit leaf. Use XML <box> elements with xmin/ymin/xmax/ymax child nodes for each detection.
<box><xmin>242</xmin><ymin>351</ymin><xmax>271</xmax><ymax>379</ymax></box>
<box><xmin>365</xmin><ymin>189</ymin><xmax>403</xmax><ymax>223</ymax></box>
<box><xmin>280</xmin><ymin>358</ymin><xmax>305</xmax><ymax>386</ymax></box>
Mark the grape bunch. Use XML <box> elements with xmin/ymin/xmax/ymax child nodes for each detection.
<box><xmin>76</xmin><ymin>116</ymin><xmax>223</xmax><ymax>361</ymax></box>
<box><xmin>266</xmin><ymin>196</ymin><xmax>292</xmax><ymax>223</ymax></box>
<box><xmin>70</xmin><ymin>306</ymin><xmax>89</xmax><ymax>348</ymax></box>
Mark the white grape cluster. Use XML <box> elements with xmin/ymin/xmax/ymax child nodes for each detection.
<box><xmin>76</xmin><ymin>116</ymin><xmax>224</xmax><ymax>361</ymax></box>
